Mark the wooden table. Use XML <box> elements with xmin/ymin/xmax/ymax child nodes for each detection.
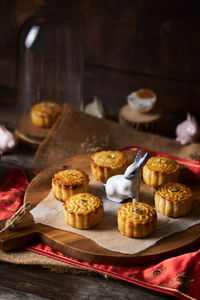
<box><xmin>0</xmin><ymin>137</ymin><xmax>179</xmax><ymax>300</ymax></box>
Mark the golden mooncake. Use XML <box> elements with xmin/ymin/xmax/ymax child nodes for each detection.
<box><xmin>31</xmin><ymin>101</ymin><xmax>62</xmax><ymax>128</ymax></box>
<box><xmin>154</xmin><ymin>182</ymin><xmax>192</xmax><ymax>217</ymax></box>
<box><xmin>118</xmin><ymin>202</ymin><xmax>157</xmax><ymax>238</ymax></box>
<box><xmin>91</xmin><ymin>150</ymin><xmax>128</xmax><ymax>182</ymax></box>
<box><xmin>142</xmin><ymin>156</ymin><xmax>180</xmax><ymax>188</ymax></box>
<box><xmin>63</xmin><ymin>193</ymin><xmax>104</xmax><ymax>229</ymax></box>
<box><xmin>52</xmin><ymin>169</ymin><xmax>89</xmax><ymax>201</ymax></box>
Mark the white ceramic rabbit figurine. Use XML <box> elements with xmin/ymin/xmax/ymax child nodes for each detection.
<box><xmin>104</xmin><ymin>150</ymin><xmax>149</xmax><ymax>203</ymax></box>
<box><xmin>176</xmin><ymin>113</ymin><xmax>199</xmax><ymax>145</ymax></box>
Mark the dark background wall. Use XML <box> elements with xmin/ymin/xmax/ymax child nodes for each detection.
<box><xmin>0</xmin><ymin>0</ymin><xmax>200</xmax><ymax>138</ymax></box>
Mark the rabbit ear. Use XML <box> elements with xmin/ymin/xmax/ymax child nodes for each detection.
<box><xmin>124</xmin><ymin>150</ymin><xmax>141</xmax><ymax>178</ymax></box>
<box><xmin>138</xmin><ymin>152</ymin><xmax>149</xmax><ymax>168</ymax></box>
<box><xmin>187</xmin><ymin>113</ymin><xmax>196</xmax><ymax>123</ymax></box>
<box><xmin>134</xmin><ymin>150</ymin><xmax>142</xmax><ymax>163</ymax></box>
<box><xmin>187</xmin><ymin>113</ymin><xmax>191</xmax><ymax>122</ymax></box>
<box><xmin>124</xmin><ymin>152</ymin><xmax>149</xmax><ymax>179</ymax></box>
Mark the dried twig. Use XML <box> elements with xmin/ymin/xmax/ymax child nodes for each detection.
<box><xmin>0</xmin><ymin>202</ymin><xmax>30</xmax><ymax>234</ymax></box>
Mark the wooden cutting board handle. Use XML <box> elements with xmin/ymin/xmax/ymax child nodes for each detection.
<box><xmin>0</xmin><ymin>223</ymin><xmax>40</xmax><ymax>251</ymax></box>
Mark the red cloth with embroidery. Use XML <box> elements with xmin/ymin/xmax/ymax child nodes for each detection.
<box><xmin>0</xmin><ymin>167</ymin><xmax>200</xmax><ymax>300</ymax></box>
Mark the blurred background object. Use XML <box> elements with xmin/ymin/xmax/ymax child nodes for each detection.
<box><xmin>127</xmin><ymin>89</ymin><xmax>157</xmax><ymax>113</ymax></box>
<box><xmin>176</xmin><ymin>113</ymin><xmax>199</xmax><ymax>145</ymax></box>
<box><xmin>15</xmin><ymin>9</ymin><xmax>84</xmax><ymax>146</ymax></box>
<box><xmin>119</xmin><ymin>88</ymin><xmax>162</xmax><ymax>134</ymax></box>
<box><xmin>84</xmin><ymin>96</ymin><xmax>106</xmax><ymax>118</ymax></box>
<box><xmin>0</xmin><ymin>125</ymin><xmax>16</xmax><ymax>155</ymax></box>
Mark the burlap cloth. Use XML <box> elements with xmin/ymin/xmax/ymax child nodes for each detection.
<box><xmin>1</xmin><ymin>104</ymin><xmax>200</xmax><ymax>272</ymax></box>
<box><xmin>32</xmin><ymin>105</ymin><xmax>200</xmax><ymax>169</ymax></box>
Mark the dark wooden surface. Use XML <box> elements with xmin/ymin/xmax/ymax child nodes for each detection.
<box><xmin>1</xmin><ymin>0</ymin><xmax>199</xmax><ymax>82</ymax></box>
<box><xmin>0</xmin><ymin>262</ymin><xmax>177</xmax><ymax>300</ymax></box>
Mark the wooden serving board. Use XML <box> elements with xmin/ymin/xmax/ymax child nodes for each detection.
<box><xmin>0</xmin><ymin>152</ymin><xmax>200</xmax><ymax>266</ymax></box>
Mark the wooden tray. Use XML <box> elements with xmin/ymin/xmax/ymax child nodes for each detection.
<box><xmin>0</xmin><ymin>152</ymin><xmax>200</xmax><ymax>266</ymax></box>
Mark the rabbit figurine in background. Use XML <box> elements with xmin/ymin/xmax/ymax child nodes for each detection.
<box><xmin>104</xmin><ymin>150</ymin><xmax>149</xmax><ymax>203</ymax></box>
<box><xmin>0</xmin><ymin>125</ymin><xmax>16</xmax><ymax>155</ymax></box>
<box><xmin>176</xmin><ymin>113</ymin><xmax>199</xmax><ymax>145</ymax></box>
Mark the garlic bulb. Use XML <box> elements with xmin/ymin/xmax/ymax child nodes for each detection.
<box><xmin>84</xmin><ymin>96</ymin><xmax>106</xmax><ymax>118</ymax></box>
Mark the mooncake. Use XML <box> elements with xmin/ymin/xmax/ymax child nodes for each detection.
<box><xmin>31</xmin><ymin>101</ymin><xmax>62</xmax><ymax>128</ymax></box>
<box><xmin>52</xmin><ymin>169</ymin><xmax>89</xmax><ymax>201</ymax></box>
<box><xmin>154</xmin><ymin>182</ymin><xmax>192</xmax><ymax>217</ymax></box>
<box><xmin>118</xmin><ymin>202</ymin><xmax>157</xmax><ymax>238</ymax></box>
<box><xmin>142</xmin><ymin>156</ymin><xmax>180</xmax><ymax>188</ymax></box>
<box><xmin>63</xmin><ymin>193</ymin><xmax>104</xmax><ymax>229</ymax></box>
<box><xmin>91</xmin><ymin>150</ymin><xmax>127</xmax><ymax>182</ymax></box>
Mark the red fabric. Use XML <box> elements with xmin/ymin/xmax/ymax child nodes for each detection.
<box><xmin>0</xmin><ymin>148</ymin><xmax>200</xmax><ymax>300</ymax></box>
<box><xmin>121</xmin><ymin>146</ymin><xmax>200</xmax><ymax>175</ymax></box>
<box><xmin>26</xmin><ymin>243</ymin><xmax>200</xmax><ymax>300</ymax></box>
<box><xmin>0</xmin><ymin>168</ymin><xmax>29</xmax><ymax>219</ymax></box>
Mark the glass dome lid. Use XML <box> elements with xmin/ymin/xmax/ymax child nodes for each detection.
<box><xmin>15</xmin><ymin>11</ymin><xmax>84</xmax><ymax>147</ymax></box>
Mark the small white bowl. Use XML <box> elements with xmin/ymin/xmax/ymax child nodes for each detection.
<box><xmin>127</xmin><ymin>89</ymin><xmax>157</xmax><ymax>113</ymax></box>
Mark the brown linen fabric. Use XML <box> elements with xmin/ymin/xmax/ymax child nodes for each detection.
<box><xmin>0</xmin><ymin>248</ymin><xmax>89</xmax><ymax>273</ymax></box>
<box><xmin>32</xmin><ymin>104</ymin><xmax>200</xmax><ymax>170</ymax></box>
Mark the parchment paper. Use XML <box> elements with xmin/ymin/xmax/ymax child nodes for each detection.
<box><xmin>30</xmin><ymin>179</ymin><xmax>200</xmax><ymax>255</ymax></box>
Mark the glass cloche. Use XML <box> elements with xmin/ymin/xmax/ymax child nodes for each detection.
<box><xmin>15</xmin><ymin>10</ymin><xmax>84</xmax><ymax>147</ymax></box>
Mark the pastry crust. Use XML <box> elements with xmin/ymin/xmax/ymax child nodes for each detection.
<box><xmin>154</xmin><ymin>182</ymin><xmax>192</xmax><ymax>217</ymax></box>
<box><xmin>143</xmin><ymin>156</ymin><xmax>180</xmax><ymax>188</ymax></box>
<box><xmin>52</xmin><ymin>169</ymin><xmax>89</xmax><ymax>201</ymax></box>
<box><xmin>31</xmin><ymin>102</ymin><xmax>62</xmax><ymax>128</ymax></box>
<box><xmin>63</xmin><ymin>193</ymin><xmax>104</xmax><ymax>229</ymax></box>
<box><xmin>118</xmin><ymin>202</ymin><xmax>157</xmax><ymax>238</ymax></box>
<box><xmin>91</xmin><ymin>150</ymin><xmax>127</xmax><ymax>182</ymax></box>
